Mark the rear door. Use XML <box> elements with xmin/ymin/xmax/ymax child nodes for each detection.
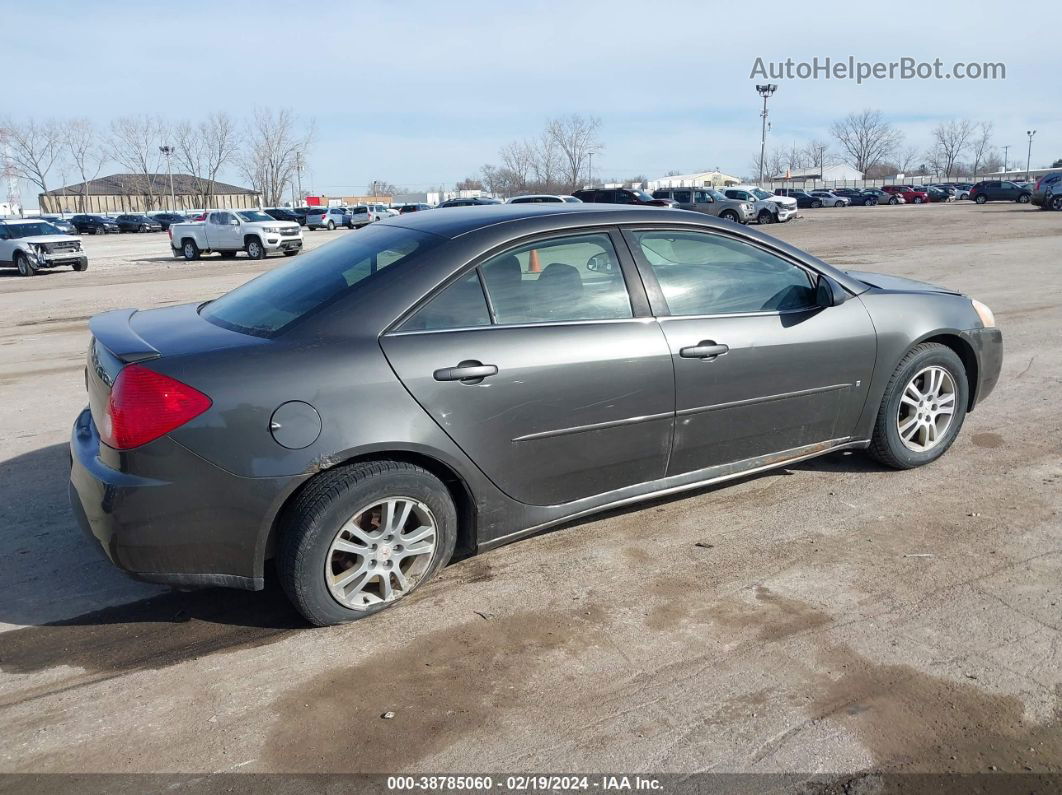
<box><xmin>380</xmin><ymin>228</ymin><xmax>675</xmax><ymax>507</ymax></box>
<box><xmin>624</xmin><ymin>226</ymin><xmax>876</xmax><ymax>475</ymax></box>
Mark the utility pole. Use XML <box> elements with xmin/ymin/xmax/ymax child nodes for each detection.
<box><xmin>755</xmin><ymin>84</ymin><xmax>777</xmax><ymax>185</ymax></box>
<box><xmin>295</xmin><ymin>152</ymin><xmax>304</xmax><ymax>205</ymax></box>
<box><xmin>1001</xmin><ymin>144</ymin><xmax>1010</xmax><ymax>174</ymax></box>
<box><xmin>588</xmin><ymin>151</ymin><xmax>595</xmax><ymax>188</ymax></box>
<box><xmin>159</xmin><ymin>145</ymin><xmax>176</xmax><ymax>211</ymax></box>
<box><xmin>1026</xmin><ymin>130</ymin><xmax>1036</xmax><ymax>181</ymax></box>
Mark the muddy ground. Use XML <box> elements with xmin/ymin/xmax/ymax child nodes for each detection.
<box><xmin>0</xmin><ymin>203</ymin><xmax>1059</xmax><ymax>781</ymax></box>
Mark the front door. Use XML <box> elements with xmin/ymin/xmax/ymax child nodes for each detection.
<box><xmin>624</xmin><ymin>227</ymin><xmax>877</xmax><ymax>475</ymax></box>
<box><xmin>381</xmin><ymin>229</ymin><xmax>675</xmax><ymax>507</ymax></box>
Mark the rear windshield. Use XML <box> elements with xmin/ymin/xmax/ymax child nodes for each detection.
<box><xmin>200</xmin><ymin>224</ymin><xmax>443</xmax><ymax>337</ymax></box>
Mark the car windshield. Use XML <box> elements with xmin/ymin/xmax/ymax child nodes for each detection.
<box><xmin>200</xmin><ymin>224</ymin><xmax>444</xmax><ymax>337</ymax></box>
<box><xmin>236</xmin><ymin>210</ymin><xmax>273</xmax><ymax>222</ymax></box>
<box><xmin>4</xmin><ymin>222</ymin><xmax>60</xmax><ymax>238</ymax></box>
<box><xmin>631</xmin><ymin>190</ymin><xmax>655</xmax><ymax>202</ymax></box>
<box><xmin>751</xmin><ymin>189</ymin><xmax>772</xmax><ymax>199</ymax></box>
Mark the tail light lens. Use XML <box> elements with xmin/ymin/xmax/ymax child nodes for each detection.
<box><xmin>102</xmin><ymin>364</ymin><xmax>212</xmax><ymax>450</ymax></box>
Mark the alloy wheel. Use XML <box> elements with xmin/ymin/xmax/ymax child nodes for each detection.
<box><xmin>325</xmin><ymin>497</ymin><xmax>437</xmax><ymax>610</ymax></box>
<box><xmin>896</xmin><ymin>366</ymin><xmax>957</xmax><ymax>452</ymax></box>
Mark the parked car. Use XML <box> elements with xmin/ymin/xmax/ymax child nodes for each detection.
<box><xmin>70</xmin><ymin>204</ymin><xmax>1003</xmax><ymax>626</ymax></box>
<box><xmin>398</xmin><ymin>204</ymin><xmax>433</xmax><ymax>214</ymax></box>
<box><xmin>969</xmin><ymin>180</ymin><xmax>1033</xmax><ymax>204</ymax></box>
<box><xmin>856</xmin><ymin>189</ymin><xmax>904</xmax><ymax>206</ymax></box>
<box><xmin>571</xmin><ymin>188</ymin><xmax>676</xmax><ymax>207</ymax></box>
<box><xmin>264</xmin><ymin>208</ymin><xmax>304</xmax><ymax>225</ymax></box>
<box><xmin>720</xmin><ymin>188</ymin><xmax>795</xmax><ymax>224</ymax></box>
<box><xmin>810</xmin><ymin>190</ymin><xmax>850</xmax><ymax>208</ymax></box>
<box><xmin>115</xmin><ymin>214</ymin><xmax>163</xmax><ymax>233</ymax></box>
<box><xmin>651</xmin><ymin>187</ymin><xmax>754</xmax><ymax>223</ymax></box>
<box><xmin>0</xmin><ymin>218</ymin><xmax>87</xmax><ymax>276</ymax></box>
<box><xmin>38</xmin><ymin>214</ymin><xmax>77</xmax><ymax>234</ymax></box>
<box><xmin>306</xmin><ymin>207</ymin><xmax>352</xmax><ymax>230</ymax></box>
<box><xmin>169</xmin><ymin>209</ymin><xmax>303</xmax><ymax>260</ymax></box>
<box><xmin>349</xmin><ymin>204</ymin><xmax>398</xmax><ymax>226</ymax></box>
<box><xmin>70</xmin><ymin>214</ymin><xmax>120</xmax><ymax>235</ymax></box>
<box><xmin>507</xmin><ymin>194</ymin><xmax>583</xmax><ymax>204</ymax></box>
<box><xmin>830</xmin><ymin>188</ymin><xmax>866</xmax><ymax>200</ymax></box>
<box><xmin>436</xmin><ymin>197</ymin><xmax>503</xmax><ymax>208</ymax></box>
<box><xmin>945</xmin><ymin>183</ymin><xmax>973</xmax><ymax>200</ymax></box>
<box><xmin>151</xmin><ymin>213</ymin><xmax>188</xmax><ymax>231</ymax></box>
<box><xmin>882</xmin><ymin>185</ymin><xmax>930</xmax><ymax>204</ymax></box>
<box><xmin>772</xmin><ymin>189</ymin><xmax>824</xmax><ymax>209</ymax></box>
<box><xmin>925</xmin><ymin>186</ymin><xmax>953</xmax><ymax>203</ymax></box>
<box><xmin>1032</xmin><ymin>172</ymin><xmax>1062</xmax><ymax>210</ymax></box>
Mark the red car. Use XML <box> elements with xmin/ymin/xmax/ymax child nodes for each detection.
<box><xmin>882</xmin><ymin>185</ymin><xmax>929</xmax><ymax>204</ymax></box>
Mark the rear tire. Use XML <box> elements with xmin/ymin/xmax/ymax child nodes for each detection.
<box><xmin>327</xmin><ymin>220</ymin><xmax>336</xmax><ymax>230</ymax></box>
<box><xmin>889</xmin><ymin>197</ymin><xmax>899</xmax><ymax>205</ymax></box>
<box><xmin>864</xmin><ymin>198</ymin><xmax>874</xmax><ymax>206</ymax></box>
<box><xmin>811</xmin><ymin>200</ymin><xmax>822</xmax><ymax>209</ymax></box>
<box><xmin>181</xmin><ymin>240</ymin><xmax>200</xmax><ymax>261</ymax></box>
<box><xmin>868</xmin><ymin>343</ymin><xmax>968</xmax><ymax>470</ymax></box>
<box><xmin>277</xmin><ymin>461</ymin><xmax>458</xmax><ymax>627</ymax></box>
<box><xmin>975</xmin><ymin>194</ymin><xmax>988</xmax><ymax>204</ymax></box>
<box><xmin>15</xmin><ymin>252</ymin><xmax>38</xmax><ymax>277</ymax></box>
<box><xmin>94</xmin><ymin>226</ymin><xmax>105</xmax><ymax>235</ymax></box>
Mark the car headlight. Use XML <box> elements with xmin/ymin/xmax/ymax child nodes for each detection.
<box><xmin>971</xmin><ymin>299</ymin><xmax>995</xmax><ymax>328</ymax></box>
<box><xmin>262</xmin><ymin>226</ymin><xmax>280</xmax><ymax>234</ymax></box>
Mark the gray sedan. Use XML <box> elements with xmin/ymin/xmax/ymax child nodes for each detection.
<box><xmin>70</xmin><ymin>205</ymin><xmax>1003</xmax><ymax>626</ymax></box>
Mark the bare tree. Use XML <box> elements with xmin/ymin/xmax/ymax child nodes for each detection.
<box><xmin>369</xmin><ymin>180</ymin><xmax>401</xmax><ymax>197</ymax></box>
<box><xmin>830</xmin><ymin>109</ymin><xmax>904</xmax><ymax>176</ymax></box>
<box><xmin>928</xmin><ymin>119</ymin><xmax>974</xmax><ymax>180</ymax></box>
<box><xmin>238</xmin><ymin>107</ymin><xmax>313</xmax><ymax>207</ymax></box>
<box><xmin>174</xmin><ymin>112</ymin><xmax>238</xmax><ymax>209</ymax></box>
<box><xmin>455</xmin><ymin>176</ymin><xmax>484</xmax><ymax>191</ymax></box>
<box><xmin>802</xmin><ymin>139</ymin><xmax>833</xmax><ymax>176</ymax></box>
<box><xmin>968</xmin><ymin>122</ymin><xmax>993</xmax><ymax>181</ymax></box>
<box><xmin>895</xmin><ymin>145</ymin><xmax>921</xmax><ymax>175</ymax></box>
<box><xmin>531</xmin><ymin>130</ymin><xmax>563</xmax><ymax>190</ymax></box>
<box><xmin>0</xmin><ymin>116</ymin><xmax>64</xmax><ymax>195</ymax></box>
<box><xmin>62</xmin><ymin>118</ymin><xmax>107</xmax><ymax>211</ymax></box>
<box><xmin>546</xmin><ymin>114</ymin><xmax>601</xmax><ymax>192</ymax></box>
<box><xmin>498</xmin><ymin>140</ymin><xmax>535</xmax><ymax>193</ymax></box>
<box><xmin>109</xmin><ymin>115</ymin><xmax>169</xmax><ymax>210</ymax></box>
<box><xmin>983</xmin><ymin>149</ymin><xmax>1004</xmax><ymax>174</ymax></box>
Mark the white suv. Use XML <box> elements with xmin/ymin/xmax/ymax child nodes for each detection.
<box><xmin>0</xmin><ymin>218</ymin><xmax>87</xmax><ymax>276</ymax></box>
<box><xmin>349</xmin><ymin>204</ymin><xmax>396</xmax><ymax>228</ymax></box>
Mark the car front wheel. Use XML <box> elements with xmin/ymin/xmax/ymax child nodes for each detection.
<box><xmin>1051</xmin><ymin>195</ymin><xmax>1062</xmax><ymax>211</ymax></box>
<box><xmin>868</xmin><ymin>342</ymin><xmax>968</xmax><ymax>469</ymax></box>
<box><xmin>278</xmin><ymin>461</ymin><xmax>458</xmax><ymax>626</ymax></box>
<box><xmin>757</xmin><ymin>209</ymin><xmax>774</xmax><ymax>224</ymax></box>
<box><xmin>719</xmin><ymin>210</ymin><xmax>739</xmax><ymax>222</ymax></box>
<box><xmin>15</xmin><ymin>252</ymin><xmax>38</xmax><ymax>277</ymax></box>
<box><xmin>246</xmin><ymin>238</ymin><xmax>265</xmax><ymax>260</ymax></box>
<box><xmin>1018</xmin><ymin>194</ymin><xmax>1031</xmax><ymax>203</ymax></box>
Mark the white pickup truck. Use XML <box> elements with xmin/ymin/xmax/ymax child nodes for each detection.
<box><xmin>169</xmin><ymin>209</ymin><xmax>303</xmax><ymax>261</ymax></box>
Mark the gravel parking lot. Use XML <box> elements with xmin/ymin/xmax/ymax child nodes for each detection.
<box><xmin>1</xmin><ymin>204</ymin><xmax>1060</xmax><ymax>782</ymax></box>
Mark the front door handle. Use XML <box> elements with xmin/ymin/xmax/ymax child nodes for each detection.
<box><xmin>433</xmin><ymin>360</ymin><xmax>498</xmax><ymax>383</ymax></box>
<box><xmin>680</xmin><ymin>341</ymin><xmax>729</xmax><ymax>360</ymax></box>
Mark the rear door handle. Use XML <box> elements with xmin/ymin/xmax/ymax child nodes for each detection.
<box><xmin>433</xmin><ymin>361</ymin><xmax>498</xmax><ymax>383</ymax></box>
<box><xmin>680</xmin><ymin>341</ymin><xmax>729</xmax><ymax>360</ymax></box>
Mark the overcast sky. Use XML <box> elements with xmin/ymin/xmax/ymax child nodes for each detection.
<box><xmin>6</xmin><ymin>0</ymin><xmax>1060</xmax><ymax>197</ymax></box>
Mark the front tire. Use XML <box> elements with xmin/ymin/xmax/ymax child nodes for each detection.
<box><xmin>1051</xmin><ymin>195</ymin><xmax>1062</xmax><ymax>211</ymax></box>
<box><xmin>719</xmin><ymin>210</ymin><xmax>739</xmax><ymax>222</ymax></box>
<box><xmin>246</xmin><ymin>238</ymin><xmax>265</xmax><ymax>260</ymax></box>
<box><xmin>1018</xmin><ymin>193</ymin><xmax>1031</xmax><ymax>203</ymax></box>
<box><xmin>868</xmin><ymin>343</ymin><xmax>969</xmax><ymax>469</ymax></box>
<box><xmin>757</xmin><ymin>209</ymin><xmax>774</xmax><ymax>224</ymax></box>
<box><xmin>278</xmin><ymin>461</ymin><xmax>458</xmax><ymax>627</ymax></box>
<box><xmin>15</xmin><ymin>252</ymin><xmax>38</xmax><ymax>277</ymax></box>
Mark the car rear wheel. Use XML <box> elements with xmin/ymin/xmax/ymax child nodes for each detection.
<box><xmin>181</xmin><ymin>240</ymin><xmax>200</xmax><ymax>260</ymax></box>
<box><xmin>864</xmin><ymin>198</ymin><xmax>875</xmax><ymax>206</ymax></box>
<box><xmin>246</xmin><ymin>238</ymin><xmax>265</xmax><ymax>260</ymax></box>
<box><xmin>15</xmin><ymin>252</ymin><xmax>38</xmax><ymax>277</ymax></box>
<box><xmin>975</xmin><ymin>194</ymin><xmax>987</xmax><ymax>204</ymax></box>
<box><xmin>327</xmin><ymin>220</ymin><xmax>336</xmax><ymax>230</ymax></box>
<box><xmin>889</xmin><ymin>197</ymin><xmax>899</xmax><ymax>205</ymax></box>
<box><xmin>719</xmin><ymin>210</ymin><xmax>739</xmax><ymax>222</ymax></box>
<box><xmin>94</xmin><ymin>226</ymin><xmax>106</xmax><ymax>235</ymax></box>
<box><xmin>278</xmin><ymin>461</ymin><xmax>458</xmax><ymax>626</ymax></box>
<box><xmin>913</xmin><ymin>197</ymin><xmax>924</xmax><ymax>203</ymax></box>
<box><xmin>868</xmin><ymin>343</ymin><xmax>968</xmax><ymax>469</ymax></box>
<box><xmin>139</xmin><ymin>224</ymin><xmax>148</xmax><ymax>232</ymax></box>
<box><xmin>811</xmin><ymin>200</ymin><xmax>822</xmax><ymax>209</ymax></box>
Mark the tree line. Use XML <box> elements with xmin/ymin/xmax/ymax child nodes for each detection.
<box><xmin>1</xmin><ymin>108</ymin><xmax>314</xmax><ymax>210</ymax></box>
<box><xmin>756</xmin><ymin>109</ymin><xmax>1027</xmax><ymax>182</ymax></box>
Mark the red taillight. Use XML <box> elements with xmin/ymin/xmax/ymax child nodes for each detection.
<box><xmin>102</xmin><ymin>364</ymin><xmax>212</xmax><ymax>450</ymax></box>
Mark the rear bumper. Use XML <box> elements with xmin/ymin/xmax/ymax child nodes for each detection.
<box><xmin>963</xmin><ymin>327</ymin><xmax>1003</xmax><ymax>410</ymax></box>
<box><xmin>68</xmin><ymin>408</ymin><xmax>298</xmax><ymax>591</ymax></box>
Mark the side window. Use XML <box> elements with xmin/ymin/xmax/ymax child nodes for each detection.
<box><xmin>613</xmin><ymin>191</ymin><xmax>632</xmax><ymax>204</ymax></box>
<box><xmin>0</xmin><ymin>227</ymin><xmax>8</xmax><ymax>240</ymax></box>
<box><xmin>400</xmin><ymin>271</ymin><xmax>491</xmax><ymax>332</ymax></box>
<box><xmin>674</xmin><ymin>190</ymin><xmax>692</xmax><ymax>203</ymax></box>
<box><xmin>480</xmin><ymin>232</ymin><xmax>633</xmax><ymax>325</ymax></box>
<box><xmin>632</xmin><ymin>230</ymin><xmax>817</xmax><ymax>316</ymax></box>
<box><xmin>694</xmin><ymin>191</ymin><xmax>710</xmax><ymax>203</ymax></box>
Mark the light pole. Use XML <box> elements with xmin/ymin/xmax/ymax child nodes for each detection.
<box><xmin>1002</xmin><ymin>144</ymin><xmax>1010</xmax><ymax>175</ymax></box>
<box><xmin>755</xmin><ymin>84</ymin><xmax>777</xmax><ymax>185</ymax></box>
<box><xmin>295</xmin><ymin>152</ymin><xmax>304</xmax><ymax>205</ymax></box>
<box><xmin>159</xmin><ymin>145</ymin><xmax>176</xmax><ymax>211</ymax></box>
<box><xmin>587</xmin><ymin>151</ymin><xmax>595</xmax><ymax>188</ymax></box>
<box><xmin>1026</xmin><ymin>130</ymin><xmax>1036</xmax><ymax>181</ymax></box>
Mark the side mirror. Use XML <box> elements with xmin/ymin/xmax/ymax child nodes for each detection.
<box><xmin>816</xmin><ymin>275</ymin><xmax>847</xmax><ymax>307</ymax></box>
<box><xmin>586</xmin><ymin>252</ymin><xmax>614</xmax><ymax>273</ymax></box>
<box><xmin>229</xmin><ymin>218</ymin><xmax>240</xmax><ymax>226</ymax></box>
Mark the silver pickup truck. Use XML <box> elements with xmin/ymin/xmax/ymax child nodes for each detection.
<box><xmin>169</xmin><ymin>209</ymin><xmax>303</xmax><ymax>260</ymax></box>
